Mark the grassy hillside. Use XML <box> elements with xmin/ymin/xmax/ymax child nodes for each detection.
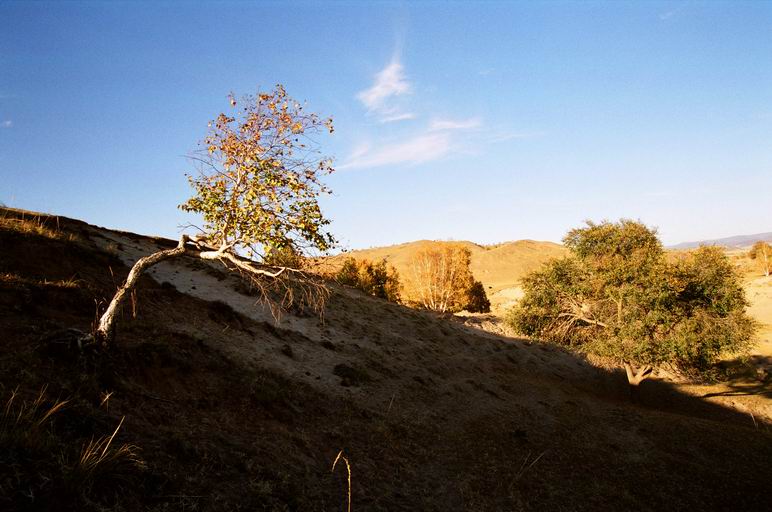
<box><xmin>0</xmin><ymin>208</ymin><xmax>770</xmax><ymax>511</ymax></box>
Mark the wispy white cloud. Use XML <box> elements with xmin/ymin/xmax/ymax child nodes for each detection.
<box><xmin>0</xmin><ymin>120</ymin><xmax>12</xmax><ymax>129</ymax></box>
<box><xmin>429</xmin><ymin>117</ymin><xmax>481</xmax><ymax>132</ymax></box>
<box><xmin>489</xmin><ymin>131</ymin><xmax>545</xmax><ymax>143</ymax></box>
<box><xmin>340</xmin><ymin>132</ymin><xmax>452</xmax><ymax>170</ymax></box>
<box><xmin>380</xmin><ymin>112</ymin><xmax>416</xmax><ymax>123</ymax></box>
<box><xmin>349</xmin><ymin>48</ymin><xmax>540</xmax><ymax>170</ymax></box>
<box><xmin>357</xmin><ymin>57</ymin><xmax>413</xmax><ymax>123</ymax></box>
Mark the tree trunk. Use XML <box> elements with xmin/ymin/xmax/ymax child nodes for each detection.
<box><xmin>623</xmin><ymin>361</ymin><xmax>653</xmax><ymax>403</ymax></box>
<box><xmin>95</xmin><ymin>235</ymin><xmax>191</xmax><ymax>344</ymax></box>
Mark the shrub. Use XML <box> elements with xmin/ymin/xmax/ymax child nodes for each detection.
<box><xmin>335</xmin><ymin>257</ymin><xmax>401</xmax><ymax>302</ymax></box>
<box><xmin>465</xmin><ymin>280</ymin><xmax>491</xmax><ymax>313</ymax></box>
<box><xmin>262</xmin><ymin>244</ymin><xmax>304</xmax><ymax>269</ymax></box>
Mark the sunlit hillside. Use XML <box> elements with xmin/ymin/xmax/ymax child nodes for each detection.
<box><xmin>340</xmin><ymin>240</ymin><xmax>568</xmax><ymax>311</ymax></box>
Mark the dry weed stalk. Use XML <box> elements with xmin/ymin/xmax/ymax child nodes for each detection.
<box><xmin>331</xmin><ymin>450</ymin><xmax>352</xmax><ymax>512</ymax></box>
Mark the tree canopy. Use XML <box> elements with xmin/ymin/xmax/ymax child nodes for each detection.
<box><xmin>180</xmin><ymin>84</ymin><xmax>336</xmax><ymax>260</ymax></box>
<box><xmin>507</xmin><ymin>220</ymin><xmax>756</xmax><ymax>379</ymax></box>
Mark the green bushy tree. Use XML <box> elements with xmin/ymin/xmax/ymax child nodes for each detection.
<box><xmin>508</xmin><ymin>220</ymin><xmax>756</xmax><ymax>392</ymax></box>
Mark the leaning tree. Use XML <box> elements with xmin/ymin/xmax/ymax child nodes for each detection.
<box><xmin>507</xmin><ymin>220</ymin><xmax>756</xmax><ymax>398</ymax></box>
<box><xmin>94</xmin><ymin>84</ymin><xmax>337</xmax><ymax>345</ymax></box>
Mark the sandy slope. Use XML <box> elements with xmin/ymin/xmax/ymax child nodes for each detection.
<box><xmin>86</xmin><ymin>224</ymin><xmax>771</xmax><ymax>422</ymax></box>
<box><xmin>86</xmin><ymin>228</ymin><xmax>596</xmax><ymax>410</ymax></box>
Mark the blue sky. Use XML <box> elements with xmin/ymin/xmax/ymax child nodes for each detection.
<box><xmin>1</xmin><ymin>1</ymin><xmax>770</xmax><ymax>249</ymax></box>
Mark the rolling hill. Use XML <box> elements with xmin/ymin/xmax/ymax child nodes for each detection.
<box><xmin>339</xmin><ymin>239</ymin><xmax>568</xmax><ymax>311</ymax></box>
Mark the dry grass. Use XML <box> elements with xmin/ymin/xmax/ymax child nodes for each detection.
<box><xmin>0</xmin><ymin>386</ymin><xmax>69</xmax><ymax>448</ymax></box>
<box><xmin>0</xmin><ymin>208</ymin><xmax>80</xmax><ymax>242</ymax></box>
<box><xmin>70</xmin><ymin>416</ymin><xmax>145</xmax><ymax>493</ymax></box>
<box><xmin>0</xmin><ymin>386</ymin><xmax>145</xmax><ymax>509</ymax></box>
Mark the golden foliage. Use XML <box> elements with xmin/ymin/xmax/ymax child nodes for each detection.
<box><xmin>405</xmin><ymin>245</ymin><xmax>476</xmax><ymax>313</ymax></box>
<box><xmin>181</xmin><ymin>84</ymin><xmax>336</xmax><ymax>260</ymax></box>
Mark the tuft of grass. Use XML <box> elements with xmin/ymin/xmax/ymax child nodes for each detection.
<box><xmin>0</xmin><ymin>387</ymin><xmax>70</xmax><ymax>507</ymax></box>
<box><xmin>69</xmin><ymin>416</ymin><xmax>146</xmax><ymax>495</ymax></box>
<box><xmin>52</xmin><ymin>275</ymin><xmax>84</xmax><ymax>288</ymax></box>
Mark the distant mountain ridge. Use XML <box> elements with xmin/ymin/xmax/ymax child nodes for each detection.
<box><xmin>669</xmin><ymin>232</ymin><xmax>772</xmax><ymax>250</ymax></box>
